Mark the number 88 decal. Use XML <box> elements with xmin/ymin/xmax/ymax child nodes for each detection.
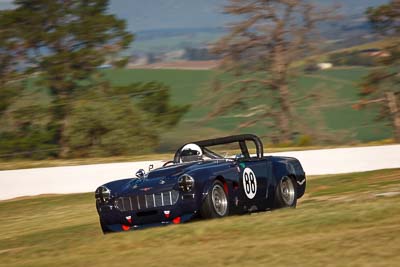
<box><xmin>242</xmin><ymin>167</ymin><xmax>257</xmax><ymax>199</ymax></box>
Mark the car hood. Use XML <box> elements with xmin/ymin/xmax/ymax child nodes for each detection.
<box><xmin>102</xmin><ymin>160</ymin><xmax>231</xmax><ymax>197</ymax></box>
<box><xmin>146</xmin><ymin>162</ymin><xmax>198</xmax><ymax>179</ymax></box>
<box><xmin>146</xmin><ymin>159</ymin><xmax>233</xmax><ymax>178</ymax></box>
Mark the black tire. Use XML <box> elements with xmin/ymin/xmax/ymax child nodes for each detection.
<box><xmin>200</xmin><ymin>180</ymin><xmax>229</xmax><ymax>218</ymax></box>
<box><xmin>274</xmin><ymin>176</ymin><xmax>297</xmax><ymax>208</ymax></box>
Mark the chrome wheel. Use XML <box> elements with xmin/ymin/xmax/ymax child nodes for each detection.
<box><xmin>211</xmin><ymin>184</ymin><xmax>228</xmax><ymax>216</ymax></box>
<box><xmin>280</xmin><ymin>177</ymin><xmax>295</xmax><ymax>206</ymax></box>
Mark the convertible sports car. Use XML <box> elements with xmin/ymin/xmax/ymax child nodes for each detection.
<box><xmin>95</xmin><ymin>134</ymin><xmax>306</xmax><ymax>233</ymax></box>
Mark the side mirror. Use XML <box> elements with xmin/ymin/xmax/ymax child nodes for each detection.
<box><xmin>136</xmin><ymin>169</ymin><xmax>145</xmax><ymax>178</ymax></box>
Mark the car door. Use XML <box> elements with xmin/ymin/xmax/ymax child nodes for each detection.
<box><xmin>238</xmin><ymin>158</ymin><xmax>268</xmax><ymax>209</ymax></box>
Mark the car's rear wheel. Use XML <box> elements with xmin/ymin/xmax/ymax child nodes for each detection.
<box><xmin>200</xmin><ymin>180</ymin><xmax>229</xmax><ymax>218</ymax></box>
<box><xmin>274</xmin><ymin>176</ymin><xmax>297</xmax><ymax>208</ymax></box>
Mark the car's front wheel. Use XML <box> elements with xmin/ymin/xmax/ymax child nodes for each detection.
<box><xmin>274</xmin><ymin>176</ymin><xmax>297</xmax><ymax>208</ymax></box>
<box><xmin>200</xmin><ymin>180</ymin><xmax>229</xmax><ymax>218</ymax></box>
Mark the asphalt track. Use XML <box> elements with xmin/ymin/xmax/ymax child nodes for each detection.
<box><xmin>0</xmin><ymin>145</ymin><xmax>399</xmax><ymax>200</ymax></box>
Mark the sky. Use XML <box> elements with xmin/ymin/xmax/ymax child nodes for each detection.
<box><xmin>1</xmin><ymin>0</ymin><xmax>390</xmax><ymax>32</ymax></box>
<box><xmin>0</xmin><ymin>0</ymin><xmax>232</xmax><ymax>31</ymax></box>
<box><xmin>0</xmin><ymin>0</ymin><xmax>13</xmax><ymax>10</ymax></box>
<box><xmin>108</xmin><ymin>0</ymin><xmax>232</xmax><ymax>32</ymax></box>
<box><xmin>109</xmin><ymin>0</ymin><xmax>390</xmax><ymax>32</ymax></box>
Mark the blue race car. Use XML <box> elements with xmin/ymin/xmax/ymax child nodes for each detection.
<box><xmin>95</xmin><ymin>134</ymin><xmax>306</xmax><ymax>233</ymax></box>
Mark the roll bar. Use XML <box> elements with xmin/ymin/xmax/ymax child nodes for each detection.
<box><xmin>173</xmin><ymin>134</ymin><xmax>264</xmax><ymax>162</ymax></box>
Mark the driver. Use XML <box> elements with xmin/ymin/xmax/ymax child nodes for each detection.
<box><xmin>180</xmin><ymin>143</ymin><xmax>203</xmax><ymax>163</ymax></box>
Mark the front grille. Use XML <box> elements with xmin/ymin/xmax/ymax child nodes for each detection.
<box><xmin>116</xmin><ymin>190</ymin><xmax>179</xmax><ymax>212</ymax></box>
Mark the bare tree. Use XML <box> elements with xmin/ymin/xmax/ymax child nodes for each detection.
<box><xmin>359</xmin><ymin>1</ymin><xmax>400</xmax><ymax>142</ymax></box>
<box><xmin>208</xmin><ymin>0</ymin><xmax>334</xmax><ymax>142</ymax></box>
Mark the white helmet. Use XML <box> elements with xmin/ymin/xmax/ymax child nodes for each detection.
<box><xmin>180</xmin><ymin>143</ymin><xmax>203</xmax><ymax>162</ymax></box>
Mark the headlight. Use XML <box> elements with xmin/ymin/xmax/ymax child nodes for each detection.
<box><xmin>178</xmin><ymin>174</ymin><xmax>195</xmax><ymax>192</ymax></box>
<box><xmin>95</xmin><ymin>186</ymin><xmax>111</xmax><ymax>203</ymax></box>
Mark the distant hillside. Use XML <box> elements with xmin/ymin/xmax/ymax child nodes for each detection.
<box><xmin>111</xmin><ymin>0</ymin><xmax>389</xmax><ymax>54</ymax></box>
<box><xmin>132</xmin><ymin>28</ymin><xmax>224</xmax><ymax>54</ymax></box>
<box><xmin>129</xmin><ymin>14</ymin><xmax>377</xmax><ymax>54</ymax></box>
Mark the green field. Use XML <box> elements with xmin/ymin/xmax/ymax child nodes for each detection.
<box><xmin>1</xmin><ymin>168</ymin><xmax>400</xmax><ymax>267</ymax></box>
<box><xmin>18</xmin><ymin>66</ymin><xmax>392</xmax><ymax>152</ymax></box>
<box><xmin>102</xmin><ymin>67</ymin><xmax>391</xmax><ymax>147</ymax></box>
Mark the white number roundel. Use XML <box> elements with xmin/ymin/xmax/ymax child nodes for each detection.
<box><xmin>242</xmin><ymin>167</ymin><xmax>257</xmax><ymax>199</ymax></box>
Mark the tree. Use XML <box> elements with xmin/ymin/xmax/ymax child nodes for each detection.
<box><xmin>65</xmin><ymin>93</ymin><xmax>157</xmax><ymax>157</ymax></box>
<box><xmin>209</xmin><ymin>0</ymin><xmax>334</xmax><ymax>142</ymax></box>
<box><xmin>0</xmin><ymin>1</ymin><xmax>189</xmax><ymax>159</ymax></box>
<box><xmin>360</xmin><ymin>1</ymin><xmax>400</xmax><ymax>142</ymax></box>
<box><xmin>0</xmin><ymin>8</ymin><xmax>25</xmax><ymax>113</ymax></box>
<box><xmin>0</xmin><ymin>92</ymin><xmax>59</xmax><ymax>159</ymax></box>
<box><xmin>2</xmin><ymin>0</ymin><xmax>133</xmax><ymax>156</ymax></box>
<box><xmin>65</xmin><ymin>82</ymin><xmax>189</xmax><ymax>157</ymax></box>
